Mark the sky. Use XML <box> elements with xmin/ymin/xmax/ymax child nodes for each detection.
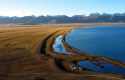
<box><xmin>0</xmin><ymin>0</ymin><xmax>125</xmax><ymax>17</ymax></box>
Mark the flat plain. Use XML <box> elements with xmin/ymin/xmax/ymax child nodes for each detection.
<box><xmin>0</xmin><ymin>24</ymin><xmax>124</xmax><ymax>80</ymax></box>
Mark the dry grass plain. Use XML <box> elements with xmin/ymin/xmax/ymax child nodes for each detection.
<box><xmin>0</xmin><ymin>24</ymin><xmax>125</xmax><ymax>80</ymax></box>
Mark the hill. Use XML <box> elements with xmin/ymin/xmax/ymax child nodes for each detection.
<box><xmin>0</xmin><ymin>13</ymin><xmax>125</xmax><ymax>24</ymax></box>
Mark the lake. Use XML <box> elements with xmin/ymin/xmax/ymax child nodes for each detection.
<box><xmin>66</xmin><ymin>25</ymin><xmax>125</xmax><ymax>63</ymax></box>
<box><xmin>53</xmin><ymin>24</ymin><xmax>125</xmax><ymax>74</ymax></box>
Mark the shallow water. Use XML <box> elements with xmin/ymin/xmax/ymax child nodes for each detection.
<box><xmin>53</xmin><ymin>35</ymin><xmax>66</xmax><ymax>53</ymax></box>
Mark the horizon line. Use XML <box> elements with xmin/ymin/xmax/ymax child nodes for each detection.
<box><xmin>0</xmin><ymin>12</ymin><xmax>125</xmax><ymax>17</ymax></box>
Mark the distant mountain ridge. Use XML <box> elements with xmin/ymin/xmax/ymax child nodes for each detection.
<box><xmin>0</xmin><ymin>13</ymin><xmax>125</xmax><ymax>24</ymax></box>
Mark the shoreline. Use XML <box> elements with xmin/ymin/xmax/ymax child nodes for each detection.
<box><xmin>44</xmin><ymin>26</ymin><xmax>125</xmax><ymax>79</ymax></box>
<box><xmin>0</xmin><ymin>24</ymin><xmax>125</xmax><ymax>79</ymax></box>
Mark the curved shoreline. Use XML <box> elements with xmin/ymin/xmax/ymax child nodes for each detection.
<box><xmin>42</xmin><ymin>28</ymin><xmax>125</xmax><ymax>79</ymax></box>
<box><xmin>0</xmin><ymin>24</ymin><xmax>125</xmax><ymax>80</ymax></box>
<box><xmin>62</xmin><ymin>28</ymin><xmax>125</xmax><ymax>68</ymax></box>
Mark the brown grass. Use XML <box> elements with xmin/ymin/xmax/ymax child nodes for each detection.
<box><xmin>0</xmin><ymin>24</ymin><xmax>124</xmax><ymax>80</ymax></box>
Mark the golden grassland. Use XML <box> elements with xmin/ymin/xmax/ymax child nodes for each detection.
<box><xmin>0</xmin><ymin>24</ymin><xmax>125</xmax><ymax>80</ymax></box>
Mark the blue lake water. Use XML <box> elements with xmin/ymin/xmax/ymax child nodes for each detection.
<box><xmin>53</xmin><ymin>25</ymin><xmax>125</xmax><ymax>74</ymax></box>
<box><xmin>66</xmin><ymin>25</ymin><xmax>125</xmax><ymax>63</ymax></box>
<box><xmin>65</xmin><ymin>25</ymin><xmax>125</xmax><ymax>74</ymax></box>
